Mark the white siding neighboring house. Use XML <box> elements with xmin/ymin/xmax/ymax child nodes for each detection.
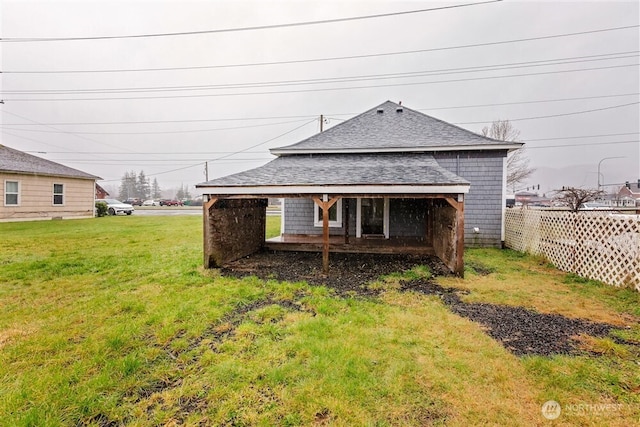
<box><xmin>0</xmin><ymin>144</ymin><xmax>101</xmax><ymax>222</ymax></box>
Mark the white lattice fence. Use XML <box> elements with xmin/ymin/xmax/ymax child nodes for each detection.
<box><xmin>505</xmin><ymin>209</ymin><xmax>640</xmax><ymax>291</ymax></box>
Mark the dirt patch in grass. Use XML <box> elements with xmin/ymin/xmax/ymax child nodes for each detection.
<box><xmin>402</xmin><ymin>279</ymin><xmax>617</xmax><ymax>356</ymax></box>
<box><xmin>221</xmin><ymin>250</ymin><xmax>450</xmax><ymax>296</ymax></box>
<box><xmin>221</xmin><ymin>251</ymin><xmax>622</xmax><ymax>357</ymax></box>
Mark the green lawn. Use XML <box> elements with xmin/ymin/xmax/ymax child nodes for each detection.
<box><xmin>0</xmin><ymin>216</ymin><xmax>638</xmax><ymax>426</ymax></box>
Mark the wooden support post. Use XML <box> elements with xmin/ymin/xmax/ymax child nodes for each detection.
<box><xmin>322</xmin><ymin>204</ymin><xmax>329</xmax><ymax>273</ymax></box>
<box><xmin>344</xmin><ymin>200</ymin><xmax>350</xmax><ymax>244</ymax></box>
<box><xmin>313</xmin><ymin>196</ymin><xmax>340</xmax><ymax>274</ymax></box>
<box><xmin>454</xmin><ymin>196</ymin><xmax>465</xmax><ymax>277</ymax></box>
<box><xmin>202</xmin><ymin>197</ymin><xmax>218</xmax><ymax>268</ymax></box>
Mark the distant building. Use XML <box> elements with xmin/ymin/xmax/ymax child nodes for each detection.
<box><xmin>1</xmin><ymin>145</ymin><xmax>100</xmax><ymax>222</ymax></box>
<box><xmin>95</xmin><ymin>183</ymin><xmax>109</xmax><ymax>200</ymax></box>
<box><xmin>608</xmin><ymin>182</ymin><xmax>640</xmax><ymax>207</ymax></box>
<box><xmin>514</xmin><ymin>191</ymin><xmax>551</xmax><ymax>207</ymax></box>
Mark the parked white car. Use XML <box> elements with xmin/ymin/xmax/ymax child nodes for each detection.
<box><xmin>102</xmin><ymin>199</ymin><xmax>134</xmax><ymax>215</ymax></box>
<box><xmin>142</xmin><ymin>200</ymin><xmax>158</xmax><ymax>206</ymax></box>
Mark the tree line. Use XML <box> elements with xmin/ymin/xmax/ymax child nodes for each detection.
<box><xmin>118</xmin><ymin>171</ymin><xmax>192</xmax><ymax>201</ymax></box>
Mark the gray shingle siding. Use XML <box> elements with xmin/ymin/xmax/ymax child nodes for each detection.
<box><xmin>283</xmin><ymin>151</ymin><xmax>506</xmax><ymax>248</ymax></box>
<box><xmin>284</xmin><ymin>198</ymin><xmax>429</xmax><ymax>238</ymax></box>
<box><xmin>283</xmin><ymin>198</ymin><xmax>355</xmax><ymax>236</ymax></box>
<box><xmin>433</xmin><ymin>151</ymin><xmax>506</xmax><ymax>248</ymax></box>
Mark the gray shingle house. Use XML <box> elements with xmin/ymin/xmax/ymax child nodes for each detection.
<box><xmin>1</xmin><ymin>144</ymin><xmax>100</xmax><ymax>222</ymax></box>
<box><xmin>197</xmin><ymin>101</ymin><xmax>522</xmax><ymax>275</ymax></box>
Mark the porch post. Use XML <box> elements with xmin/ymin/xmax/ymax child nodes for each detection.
<box><xmin>442</xmin><ymin>195</ymin><xmax>465</xmax><ymax>277</ymax></box>
<box><xmin>202</xmin><ymin>197</ymin><xmax>218</xmax><ymax>268</ymax></box>
<box><xmin>455</xmin><ymin>194</ymin><xmax>465</xmax><ymax>277</ymax></box>
<box><xmin>313</xmin><ymin>196</ymin><xmax>340</xmax><ymax>274</ymax></box>
<box><xmin>344</xmin><ymin>200</ymin><xmax>350</xmax><ymax>244</ymax></box>
<box><xmin>322</xmin><ymin>202</ymin><xmax>329</xmax><ymax>273</ymax></box>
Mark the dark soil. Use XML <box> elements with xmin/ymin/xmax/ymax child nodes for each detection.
<box><xmin>220</xmin><ymin>250</ymin><xmax>621</xmax><ymax>357</ymax></box>
<box><xmin>221</xmin><ymin>250</ymin><xmax>450</xmax><ymax>296</ymax></box>
<box><xmin>401</xmin><ymin>279</ymin><xmax>616</xmax><ymax>356</ymax></box>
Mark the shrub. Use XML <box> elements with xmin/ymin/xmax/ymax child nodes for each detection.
<box><xmin>95</xmin><ymin>201</ymin><xmax>108</xmax><ymax>217</ymax></box>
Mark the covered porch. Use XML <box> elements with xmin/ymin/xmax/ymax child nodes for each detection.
<box><xmin>200</xmin><ymin>191</ymin><xmax>467</xmax><ymax>276</ymax></box>
<box><xmin>196</xmin><ymin>152</ymin><xmax>470</xmax><ymax>276</ymax></box>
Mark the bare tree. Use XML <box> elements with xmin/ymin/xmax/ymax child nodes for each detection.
<box><xmin>553</xmin><ymin>187</ymin><xmax>605</xmax><ymax>212</ymax></box>
<box><xmin>481</xmin><ymin>120</ymin><xmax>535</xmax><ymax>190</ymax></box>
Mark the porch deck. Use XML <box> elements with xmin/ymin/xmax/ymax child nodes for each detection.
<box><xmin>265</xmin><ymin>234</ymin><xmax>435</xmax><ymax>255</ymax></box>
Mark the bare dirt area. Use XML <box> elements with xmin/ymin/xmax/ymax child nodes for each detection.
<box><xmin>220</xmin><ymin>250</ymin><xmax>620</xmax><ymax>357</ymax></box>
<box><xmin>221</xmin><ymin>250</ymin><xmax>450</xmax><ymax>297</ymax></box>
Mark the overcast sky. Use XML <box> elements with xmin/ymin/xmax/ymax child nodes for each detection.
<box><xmin>1</xmin><ymin>0</ymin><xmax>638</xmax><ymax>197</ymax></box>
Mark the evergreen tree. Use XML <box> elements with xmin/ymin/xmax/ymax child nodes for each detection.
<box><xmin>118</xmin><ymin>171</ymin><xmax>137</xmax><ymax>200</ymax></box>
<box><xmin>151</xmin><ymin>178</ymin><xmax>162</xmax><ymax>199</ymax></box>
<box><xmin>137</xmin><ymin>171</ymin><xmax>151</xmax><ymax>199</ymax></box>
<box><xmin>176</xmin><ymin>184</ymin><xmax>185</xmax><ymax>201</ymax></box>
<box><xmin>175</xmin><ymin>183</ymin><xmax>192</xmax><ymax>201</ymax></box>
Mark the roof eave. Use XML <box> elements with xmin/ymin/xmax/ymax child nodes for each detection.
<box><xmin>0</xmin><ymin>170</ymin><xmax>102</xmax><ymax>181</ymax></box>
<box><xmin>195</xmin><ymin>184</ymin><xmax>470</xmax><ymax>195</ymax></box>
<box><xmin>270</xmin><ymin>143</ymin><xmax>524</xmax><ymax>156</ymax></box>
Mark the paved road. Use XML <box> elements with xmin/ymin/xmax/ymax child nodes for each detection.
<box><xmin>132</xmin><ymin>208</ymin><xmax>281</xmax><ymax>216</ymax></box>
<box><xmin>133</xmin><ymin>208</ymin><xmax>201</xmax><ymax>216</ymax></box>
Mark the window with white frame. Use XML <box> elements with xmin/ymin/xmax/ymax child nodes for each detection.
<box><xmin>5</xmin><ymin>180</ymin><xmax>19</xmax><ymax>206</ymax></box>
<box><xmin>53</xmin><ymin>183</ymin><xmax>64</xmax><ymax>205</ymax></box>
<box><xmin>314</xmin><ymin>199</ymin><xmax>343</xmax><ymax>227</ymax></box>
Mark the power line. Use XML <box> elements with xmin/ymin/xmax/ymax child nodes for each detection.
<box><xmin>0</xmin><ymin>109</ymin><xmax>168</xmax><ymax>161</ymax></box>
<box><xmin>0</xmin><ymin>1</ymin><xmax>501</xmax><ymax>42</ymax></box>
<box><xmin>0</xmin><ymin>118</ymin><xmax>313</xmax><ymax>135</ymax></box>
<box><xmin>453</xmin><ymin>101</ymin><xmax>639</xmax><ymax>125</ymax></box>
<box><xmin>3</xmin><ymin>24</ymin><xmax>637</xmax><ymax>73</ymax></box>
<box><xmin>419</xmin><ymin>93</ymin><xmax>640</xmax><ymax>112</ymax></box>
<box><xmin>98</xmin><ymin>118</ymin><xmax>317</xmax><ymax>182</ymax></box>
<box><xmin>525</xmin><ymin>139</ymin><xmax>639</xmax><ymax>149</ymax></box>
<box><xmin>24</xmin><ymin>132</ymin><xmax>640</xmax><ymax>156</ymax></box>
<box><xmin>4</xmin><ymin>51</ymin><xmax>636</xmax><ymax>95</ymax></box>
<box><xmin>1</xmin><ymin>115</ymin><xmax>318</xmax><ymax>126</ymax></box>
<box><xmin>522</xmin><ymin>132</ymin><xmax>639</xmax><ymax>142</ymax></box>
<box><xmin>44</xmin><ymin>157</ymin><xmax>273</xmax><ymax>163</ymax></box>
<box><xmin>4</xmin><ymin>63</ymin><xmax>638</xmax><ymax>102</ymax></box>
<box><xmin>3</xmin><ymin>93</ymin><xmax>637</xmax><ymax>127</ymax></box>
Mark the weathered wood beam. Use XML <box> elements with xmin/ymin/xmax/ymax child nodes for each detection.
<box><xmin>203</xmin><ymin>192</ymin><xmax>467</xmax><ymax>200</ymax></box>
<box><xmin>455</xmin><ymin>198</ymin><xmax>465</xmax><ymax>278</ymax></box>
<box><xmin>312</xmin><ymin>196</ymin><xmax>341</xmax><ymax>273</ymax></box>
<box><xmin>202</xmin><ymin>197</ymin><xmax>218</xmax><ymax>268</ymax></box>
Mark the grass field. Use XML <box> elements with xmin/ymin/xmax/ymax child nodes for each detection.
<box><xmin>1</xmin><ymin>216</ymin><xmax>639</xmax><ymax>426</ymax></box>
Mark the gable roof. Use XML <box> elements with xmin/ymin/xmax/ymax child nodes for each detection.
<box><xmin>0</xmin><ymin>144</ymin><xmax>100</xmax><ymax>180</ymax></box>
<box><xmin>197</xmin><ymin>153</ymin><xmax>469</xmax><ymax>195</ymax></box>
<box><xmin>619</xmin><ymin>182</ymin><xmax>640</xmax><ymax>196</ymax></box>
<box><xmin>271</xmin><ymin>100</ymin><xmax>522</xmax><ymax>155</ymax></box>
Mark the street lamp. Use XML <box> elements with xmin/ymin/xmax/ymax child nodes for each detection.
<box><xmin>597</xmin><ymin>157</ymin><xmax>624</xmax><ymax>191</ymax></box>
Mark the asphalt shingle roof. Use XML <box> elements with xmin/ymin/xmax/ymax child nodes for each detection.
<box><xmin>199</xmin><ymin>153</ymin><xmax>469</xmax><ymax>187</ymax></box>
<box><xmin>0</xmin><ymin>145</ymin><xmax>100</xmax><ymax>180</ymax></box>
<box><xmin>272</xmin><ymin>100</ymin><xmax>512</xmax><ymax>153</ymax></box>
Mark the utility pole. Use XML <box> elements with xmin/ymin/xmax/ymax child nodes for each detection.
<box><xmin>320</xmin><ymin>114</ymin><xmax>324</xmax><ymax>132</ymax></box>
<box><xmin>204</xmin><ymin>161</ymin><xmax>209</xmax><ymax>181</ymax></box>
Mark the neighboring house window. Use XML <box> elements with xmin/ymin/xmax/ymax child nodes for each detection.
<box><xmin>53</xmin><ymin>183</ymin><xmax>64</xmax><ymax>205</ymax></box>
<box><xmin>5</xmin><ymin>180</ymin><xmax>19</xmax><ymax>206</ymax></box>
<box><xmin>314</xmin><ymin>199</ymin><xmax>343</xmax><ymax>227</ymax></box>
